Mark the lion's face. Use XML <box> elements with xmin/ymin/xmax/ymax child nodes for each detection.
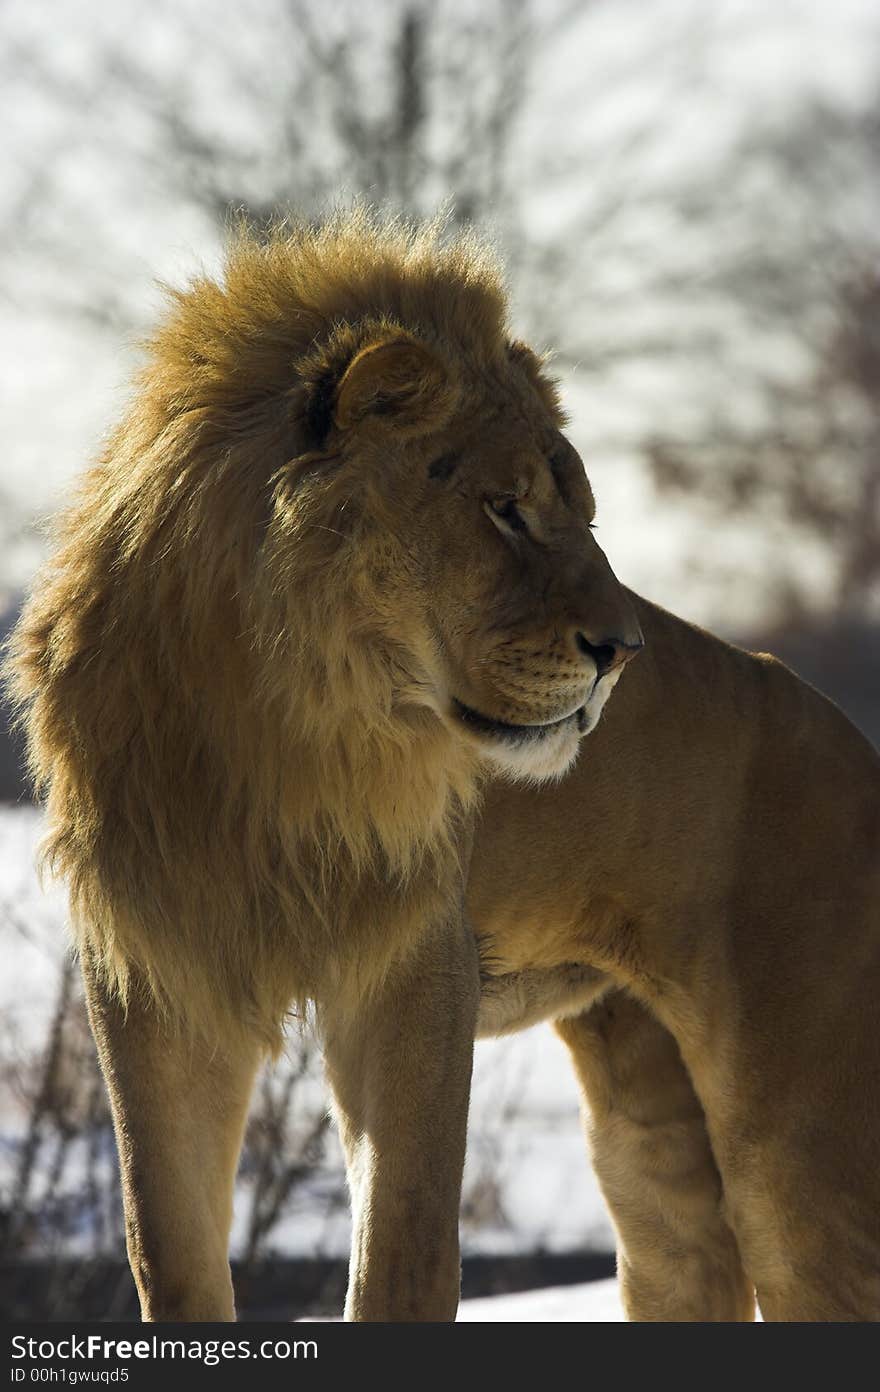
<box><xmin>297</xmin><ymin>331</ymin><xmax>643</xmax><ymax>782</ymax></box>
<box><xmin>415</xmin><ymin>420</ymin><xmax>642</xmax><ymax>781</ymax></box>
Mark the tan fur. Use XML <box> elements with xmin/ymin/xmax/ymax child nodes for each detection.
<box><xmin>5</xmin><ymin>209</ymin><xmax>879</xmax><ymax>1322</ymax></box>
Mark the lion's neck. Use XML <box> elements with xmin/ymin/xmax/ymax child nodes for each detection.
<box><xmin>262</xmin><ymin>698</ymin><xmax>480</xmax><ymax>884</ymax></box>
<box><xmin>243</xmin><ymin>569</ymin><xmax>483</xmax><ymax>881</ymax></box>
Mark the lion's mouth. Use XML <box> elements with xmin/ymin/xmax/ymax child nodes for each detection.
<box><xmin>452</xmin><ymin>698</ymin><xmax>588</xmax><ymax>743</ymax></box>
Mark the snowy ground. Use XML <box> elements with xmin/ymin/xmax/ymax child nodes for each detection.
<box><xmin>460</xmin><ymin>1279</ymin><xmax>764</xmax><ymax>1321</ymax></box>
<box><xmin>1</xmin><ymin>805</ymin><xmax>615</xmax><ymax>1260</ymax></box>
<box><xmin>457</xmin><ymin>1280</ymin><xmax>623</xmax><ymax>1322</ymax></box>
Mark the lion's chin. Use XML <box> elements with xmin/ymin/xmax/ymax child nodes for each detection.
<box><xmin>481</xmin><ymin>720</ymin><xmax>585</xmax><ymax>783</ymax></box>
<box><xmin>449</xmin><ymin>699</ymin><xmax>587</xmax><ymax>784</ymax></box>
<box><xmin>450</xmin><ymin>673</ymin><xmax>623</xmax><ymax>784</ymax></box>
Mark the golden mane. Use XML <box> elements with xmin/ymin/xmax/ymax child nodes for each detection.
<box><xmin>4</xmin><ymin>209</ymin><xmax>511</xmax><ymax>1049</ymax></box>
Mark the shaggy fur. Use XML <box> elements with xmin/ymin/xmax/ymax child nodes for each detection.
<box><xmin>6</xmin><ymin>211</ymin><xmax>520</xmax><ymax>1049</ymax></box>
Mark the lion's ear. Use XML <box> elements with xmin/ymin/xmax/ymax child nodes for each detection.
<box><xmin>335</xmin><ymin>338</ymin><xmax>457</xmax><ymax>439</ymax></box>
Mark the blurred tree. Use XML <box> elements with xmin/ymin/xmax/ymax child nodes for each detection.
<box><xmin>640</xmin><ymin>95</ymin><xmax>880</xmax><ymax>621</ymax></box>
<box><xmin>237</xmin><ymin>1037</ymin><xmax>337</xmax><ymax>1274</ymax></box>
<box><xmin>2</xmin><ymin>0</ymin><xmax>544</xmax><ymax>327</ymax></box>
<box><xmin>2</xmin><ymin>0</ymin><xmax>878</xmax><ymax>621</ymax></box>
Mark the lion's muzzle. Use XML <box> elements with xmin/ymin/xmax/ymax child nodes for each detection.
<box><xmin>448</xmin><ymin>623</ymin><xmax>643</xmax><ymax>782</ymax></box>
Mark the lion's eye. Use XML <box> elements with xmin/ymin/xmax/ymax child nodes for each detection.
<box><xmin>486</xmin><ymin>497</ymin><xmax>528</xmax><ymax>535</ymax></box>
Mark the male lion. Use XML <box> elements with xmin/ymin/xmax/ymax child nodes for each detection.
<box><xmin>5</xmin><ymin>210</ymin><xmax>879</xmax><ymax>1322</ymax></box>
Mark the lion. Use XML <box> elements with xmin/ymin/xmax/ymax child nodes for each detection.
<box><xmin>5</xmin><ymin>208</ymin><xmax>879</xmax><ymax>1323</ymax></box>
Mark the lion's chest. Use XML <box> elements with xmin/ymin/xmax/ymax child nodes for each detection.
<box><xmin>475</xmin><ymin>957</ymin><xmax>610</xmax><ymax>1039</ymax></box>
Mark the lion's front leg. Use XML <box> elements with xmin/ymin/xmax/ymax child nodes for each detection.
<box><xmin>82</xmin><ymin>949</ymin><xmax>261</xmax><ymax>1322</ymax></box>
<box><xmin>321</xmin><ymin>916</ymin><xmax>479</xmax><ymax>1322</ymax></box>
<box><xmin>558</xmin><ymin>990</ymin><xmax>755</xmax><ymax>1322</ymax></box>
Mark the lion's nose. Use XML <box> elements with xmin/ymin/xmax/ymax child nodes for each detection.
<box><xmin>575</xmin><ymin>632</ymin><xmax>643</xmax><ymax>679</ymax></box>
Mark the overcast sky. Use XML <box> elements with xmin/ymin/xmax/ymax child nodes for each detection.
<box><xmin>2</xmin><ymin>0</ymin><xmax>878</xmax><ymax>629</ymax></box>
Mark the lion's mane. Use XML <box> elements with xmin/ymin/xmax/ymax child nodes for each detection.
<box><xmin>4</xmin><ymin>209</ymin><xmax>511</xmax><ymax>1048</ymax></box>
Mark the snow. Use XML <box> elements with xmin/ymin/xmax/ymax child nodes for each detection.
<box><xmin>457</xmin><ymin>1279</ymin><xmax>624</xmax><ymax>1323</ymax></box>
<box><xmin>0</xmin><ymin>807</ymin><xmax>69</xmax><ymax>1072</ymax></box>
<box><xmin>459</xmin><ymin>1278</ymin><xmax>764</xmax><ymax>1321</ymax></box>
